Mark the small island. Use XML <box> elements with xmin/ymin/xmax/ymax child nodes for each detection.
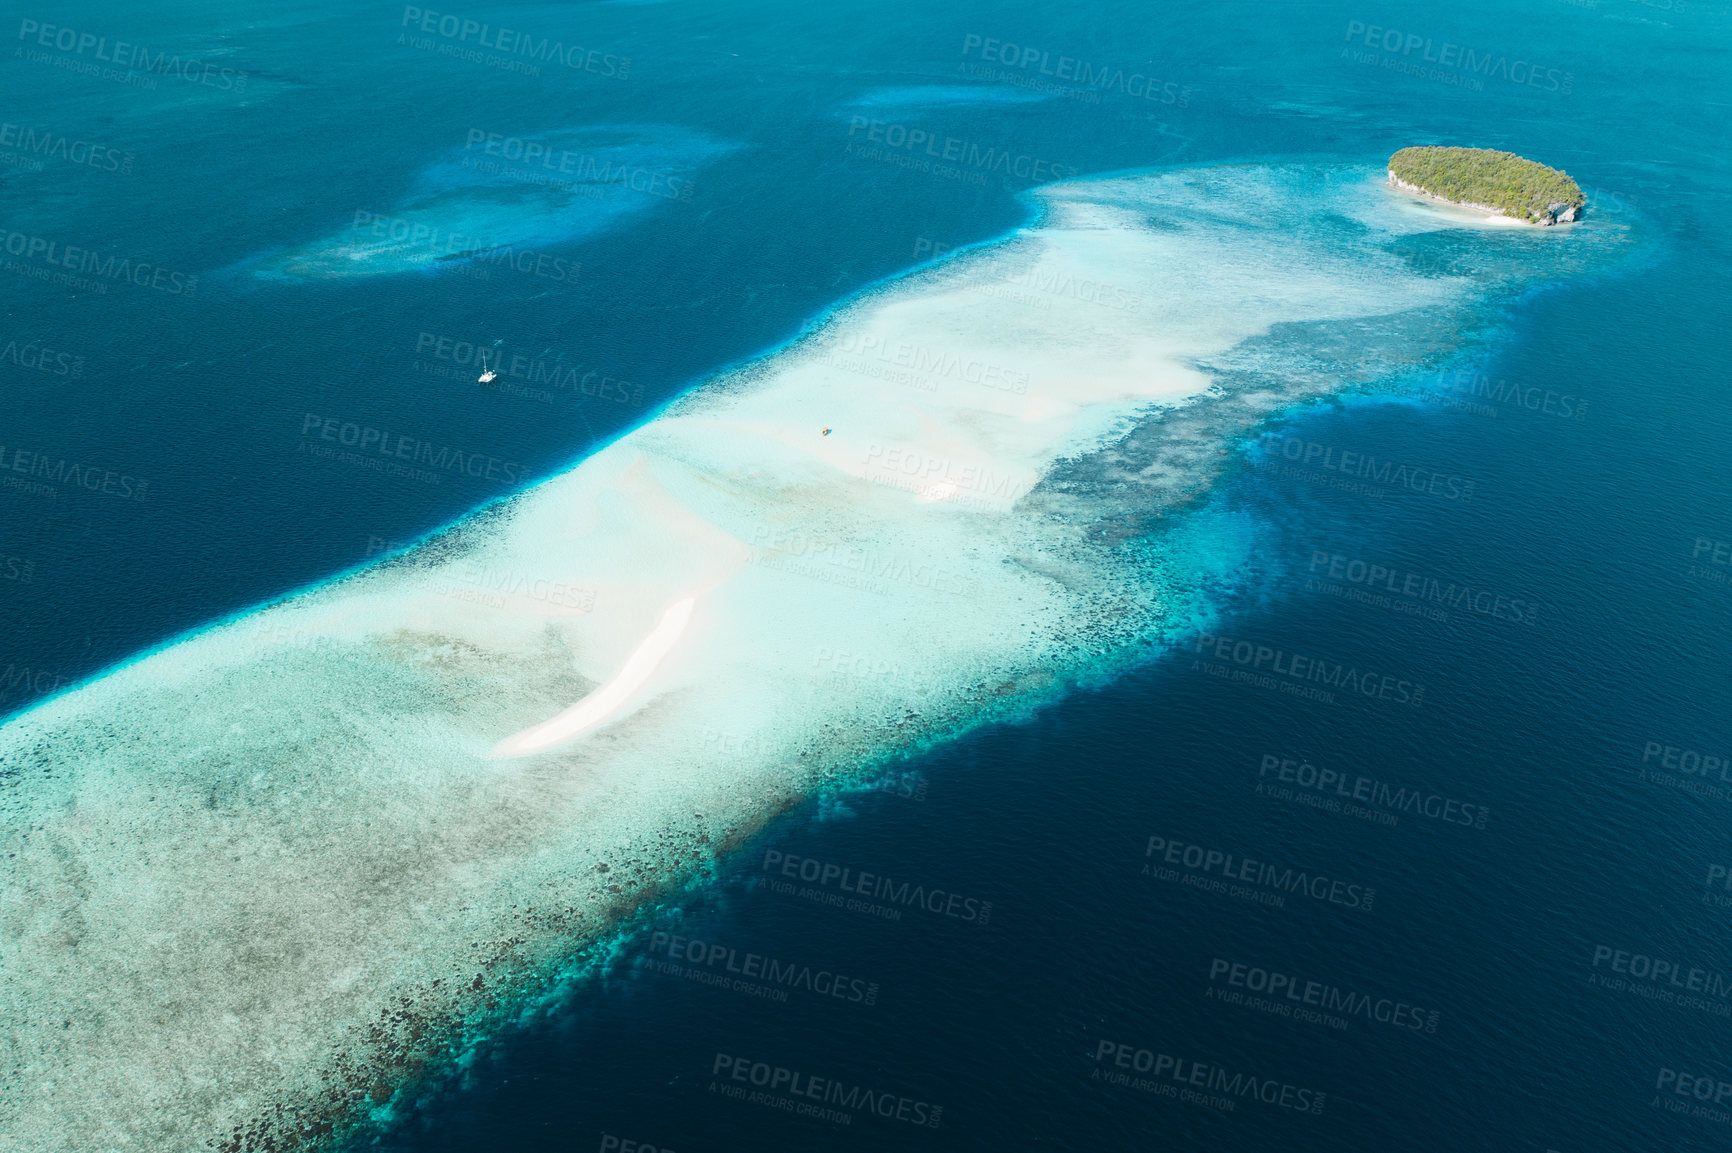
<box><xmin>1388</xmin><ymin>146</ymin><xmax>1584</xmax><ymax>226</ymax></box>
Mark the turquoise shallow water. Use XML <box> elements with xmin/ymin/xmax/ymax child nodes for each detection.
<box><xmin>3</xmin><ymin>1</ymin><xmax>1730</xmax><ymax>1150</ymax></box>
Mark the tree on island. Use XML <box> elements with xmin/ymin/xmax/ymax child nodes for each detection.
<box><xmin>1389</xmin><ymin>146</ymin><xmax>1585</xmax><ymax>225</ymax></box>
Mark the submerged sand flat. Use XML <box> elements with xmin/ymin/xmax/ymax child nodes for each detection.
<box><xmin>237</xmin><ymin>124</ymin><xmax>735</xmax><ymax>283</ymax></box>
<box><xmin>0</xmin><ymin>165</ymin><xmax>1621</xmax><ymax>1153</ymax></box>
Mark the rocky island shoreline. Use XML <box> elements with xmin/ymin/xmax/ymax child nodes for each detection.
<box><xmin>1388</xmin><ymin>146</ymin><xmax>1584</xmax><ymax>225</ymax></box>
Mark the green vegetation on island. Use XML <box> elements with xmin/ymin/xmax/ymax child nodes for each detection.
<box><xmin>1388</xmin><ymin>146</ymin><xmax>1585</xmax><ymax>225</ymax></box>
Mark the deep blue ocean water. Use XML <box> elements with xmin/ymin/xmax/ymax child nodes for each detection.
<box><xmin>4</xmin><ymin>0</ymin><xmax>1731</xmax><ymax>1149</ymax></box>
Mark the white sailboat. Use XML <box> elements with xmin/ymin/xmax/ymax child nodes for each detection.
<box><xmin>478</xmin><ymin>338</ymin><xmax>503</xmax><ymax>383</ymax></box>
